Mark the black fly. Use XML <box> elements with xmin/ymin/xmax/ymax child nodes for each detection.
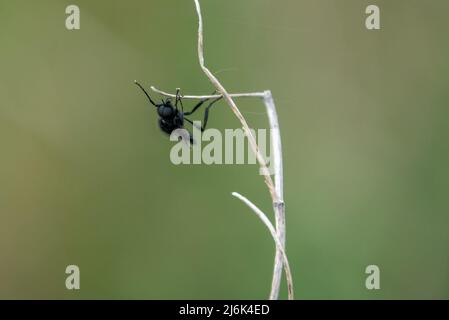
<box><xmin>134</xmin><ymin>81</ymin><xmax>221</xmax><ymax>144</ymax></box>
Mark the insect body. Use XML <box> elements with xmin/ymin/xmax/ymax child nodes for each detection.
<box><xmin>134</xmin><ymin>81</ymin><xmax>221</xmax><ymax>144</ymax></box>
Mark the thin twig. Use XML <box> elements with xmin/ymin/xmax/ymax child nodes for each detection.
<box><xmin>147</xmin><ymin>0</ymin><xmax>291</xmax><ymax>299</ymax></box>
<box><xmin>193</xmin><ymin>0</ymin><xmax>290</xmax><ymax>300</ymax></box>
<box><xmin>153</xmin><ymin>85</ymin><xmax>289</xmax><ymax>299</ymax></box>
<box><xmin>193</xmin><ymin>0</ymin><xmax>276</xmax><ymax>200</ymax></box>
<box><xmin>262</xmin><ymin>90</ymin><xmax>286</xmax><ymax>300</ymax></box>
<box><xmin>232</xmin><ymin>192</ymin><xmax>293</xmax><ymax>300</ymax></box>
<box><xmin>150</xmin><ymin>86</ymin><xmax>265</xmax><ymax>99</ymax></box>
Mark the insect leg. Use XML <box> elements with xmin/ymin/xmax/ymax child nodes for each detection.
<box><xmin>184</xmin><ymin>117</ymin><xmax>204</xmax><ymax>132</ymax></box>
<box><xmin>183</xmin><ymin>99</ymin><xmax>209</xmax><ymax>116</ymax></box>
<box><xmin>176</xmin><ymin>89</ymin><xmax>185</xmax><ymax>113</ymax></box>
<box><xmin>201</xmin><ymin>96</ymin><xmax>222</xmax><ymax>130</ymax></box>
<box><xmin>183</xmin><ymin>90</ymin><xmax>218</xmax><ymax>116</ymax></box>
<box><xmin>134</xmin><ymin>81</ymin><xmax>158</xmax><ymax>107</ymax></box>
<box><xmin>175</xmin><ymin>88</ymin><xmax>181</xmax><ymax>111</ymax></box>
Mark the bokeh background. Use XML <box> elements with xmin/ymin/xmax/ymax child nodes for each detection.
<box><xmin>1</xmin><ymin>0</ymin><xmax>448</xmax><ymax>299</ymax></box>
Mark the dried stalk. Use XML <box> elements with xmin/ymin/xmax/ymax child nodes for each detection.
<box><xmin>150</xmin><ymin>0</ymin><xmax>292</xmax><ymax>300</ymax></box>
<box><xmin>193</xmin><ymin>0</ymin><xmax>290</xmax><ymax>300</ymax></box>
<box><xmin>150</xmin><ymin>86</ymin><xmax>265</xmax><ymax>99</ymax></box>
<box><xmin>152</xmin><ymin>86</ymin><xmax>288</xmax><ymax>299</ymax></box>
<box><xmin>193</xmin><ymin>0</ymin><xmax>276</xmax><ymax>201</ymax></box>
<box><xmin>232</xmin><ymin>192</ymin><xmax>293</xmax><ymax>300</ymax></box>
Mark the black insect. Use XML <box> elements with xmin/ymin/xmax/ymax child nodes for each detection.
<box><xmin>134</xmin><ymin>81</ymin><xmax>221</xmax><ymax>144</ymax></box>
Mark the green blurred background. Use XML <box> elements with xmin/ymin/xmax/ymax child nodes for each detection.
<box><xmin>1</xmin><ymin>0</ymin><xmax>448</xmax><ymax>299</ymax></box>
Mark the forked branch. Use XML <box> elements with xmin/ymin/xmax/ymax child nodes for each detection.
<box><xmin>193</xmin><ymin>0</ymin><xmax>290</xmax><ymax>300</ymax></box>
<box><xmin>232</xmin><ymin>192</ymin><xmax>293</xmax><ymax>300</ymax></box>
<box><xmin>150</xmin><ymin>0</ymin><xmax>292</xmax><ymax>300</ymax></box>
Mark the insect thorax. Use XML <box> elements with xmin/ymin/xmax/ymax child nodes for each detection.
<box><xmin>158</xmin><ymin>105</ymin><xmax>176</xmax><ymax>118</ymax></box>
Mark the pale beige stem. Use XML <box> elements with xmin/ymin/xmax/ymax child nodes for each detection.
<box><xmin>193</xmin><ymin>0</ymin><xmax>291</xmax><ymax>300</ymax></box>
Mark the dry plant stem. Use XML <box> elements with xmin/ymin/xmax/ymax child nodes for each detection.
<box><xmin>151</xmin><ymin>0</ymin><xmax>291</xmax><ymax>300</ymax></box>
<box><xmin>194</xmin><ymin>0</ymin><xmax>289</xmax><ymax>300</ymax></box>
<box><xmin>232</xmin><ymin>192</ymin><xmax>293</xmax><ymax>300</ymax></box>
<box><xmin>193</xmin><ymin>0</ymin><xmax>276</xmax><ymax>200</ymax></box>
<box><xmin>150</xmin><ymin>86</ymin><xmax>265</xmax><ymax>99</ymax></box>
<box><xmin>144</xmin><ymin>0</ymin><xmax>290</xmax><ymax>300</ymax></box>
<box><xmin>262</xmin><ymin>91</ymin><xmax>286</xmax><ymax>300</ymax></box>
<box><xmin>152</xmin><ymin>85</ymin><xmax>289</xmax><ymax>300</ymax></box>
